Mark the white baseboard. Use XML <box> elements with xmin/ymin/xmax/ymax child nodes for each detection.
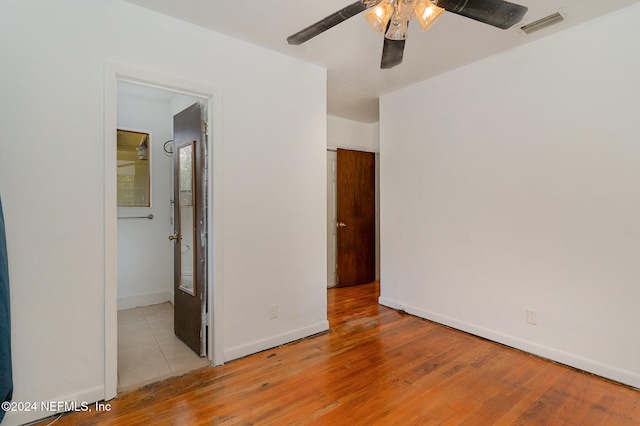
<box><xmin>224</xmin><ymin>321</ymin><xmax>330</xmax><ymax>362</ymax></box>
<box><xmin>117</xmin><ymin>291</ymin><xmax>171</xmax><ymax>310</ymax></box>
<box><xmin>378</xmin><ymin>296</ymin><xmax>640</xmax><ymax>389</ymax></box>
<box><xmin>4</xmin><ymin>385</ymin><xmax>104</xmax><ymax>426</ymax></box>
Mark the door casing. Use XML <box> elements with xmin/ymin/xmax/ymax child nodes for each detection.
<box><xmin>104</xmin><ymin>62</ymin><xmax>224</xmax><ymax>400</ymax></box>
<box><xmin>327</xmin><ymin>150</ymin><xmax>338</xmax><ymax>287</ymax></box>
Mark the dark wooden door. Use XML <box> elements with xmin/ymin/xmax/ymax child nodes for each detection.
<box><xmin>172</xmin><ymin>102</ymin><xmax>206</xmax><ymax>356</ymax></box>
<box><xmin>336</xmin><ymin>149</ymin><xmax>376</xmax><ymax>287</ymax></box>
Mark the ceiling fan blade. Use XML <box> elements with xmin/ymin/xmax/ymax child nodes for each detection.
<box><xmin>437</xmin><ymin>0</ymin><xmax>528</xmax><ymax>29</ymax></box>
<box><xmin>381</xmin><ymin>38</ymin><xmax>406</xmax><ymax>69</ymax></box>
<box><xmin>287</xmin><ymin>1</ymin><xmax>369</xmax><ymax>45</ymax></box>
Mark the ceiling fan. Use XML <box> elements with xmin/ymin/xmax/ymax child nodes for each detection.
<box><xmin>287</xmin><ymin>0</ymin><xmax>528</xmax><ymax>69</ymax></box>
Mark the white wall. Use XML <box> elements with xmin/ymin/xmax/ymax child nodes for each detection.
<box><xmin>116</xmin><ymin>88</ymin><xmax>175</xmax><ymax>309</ymax></box>
<box><xmin>328</xmin><ymin>115</ymin><xmax>380</xmax><ymax>152</ymax></box>
<box><xmin>0</xmin><ymin>0</ymin><xmax>327</xmax><ymax>424</ymax></box>
<box><xmin>380</xmin><ymin>3</ymin><xmax>640</xmax><ymax>388</ymax></box>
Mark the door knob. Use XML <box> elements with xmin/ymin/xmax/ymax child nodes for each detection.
<box><xmin>337</xmin><ymin>222</ymin><xmax>347</xmax><ymax>228</ymax></box>
<box><xmin>168</xmin><ymin>234</ymin><xmax>180</xmax><ymax>241</ymax></box>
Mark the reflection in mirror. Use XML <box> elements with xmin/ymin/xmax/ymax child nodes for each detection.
<box><xmin>116</xmin><ymin>129</ymin><xmax>150</xmax><ymax>207</ymax></box>
<box><xmin>178</xmin><ymin>143</ymin><xmax>195</xmax><ymax>295</ymax></box>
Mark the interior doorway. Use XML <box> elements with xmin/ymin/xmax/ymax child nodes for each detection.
<box><xmin>115</xmin><ymin>81</ymin><xmax>211</xmax><ymax>391</ymax></box>
<box><xmin>327</xmin><ymin>148</ymin><xmax>378</xmax><ymax>288</ymax></box>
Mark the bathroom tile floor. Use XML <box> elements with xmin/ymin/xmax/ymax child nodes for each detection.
<box><xmin>117</xmin><ymin>302</ymin><xmax>210</xmax><ymax>392</ymax></box>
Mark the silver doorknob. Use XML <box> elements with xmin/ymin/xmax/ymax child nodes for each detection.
<box><xmin>168</xmin><ymin>234</ymin><xmax>180</xmax><ymax>241</ymax></box>
<box><xmin>337</xmin><ymin>222</ymin><xmax>347</xmax><ymax>228</ymax></box>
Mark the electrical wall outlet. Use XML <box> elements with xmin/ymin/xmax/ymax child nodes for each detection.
<box><xmin>269</xmin><ymin>304</ymin><xmax>278</xmax><ymax>320</ymax></box>
<box><xmin>527</xmin><ymin>309</ymin><xmax>538</xmax><ymax>325</ymax></box>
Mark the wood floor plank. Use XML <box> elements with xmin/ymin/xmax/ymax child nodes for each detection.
<box><xmin>36</xmin><ymin>281</ymin><xmax>640</xmax><ymax>425</ymax></box>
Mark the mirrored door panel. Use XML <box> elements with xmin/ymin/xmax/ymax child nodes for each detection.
<box><xmin>178</xmin><ymin>142</ymin><xmax>196</xmax><ymax>295</ymax></box>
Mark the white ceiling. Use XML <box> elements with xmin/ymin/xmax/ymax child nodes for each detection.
<box><xmin>124</xmin><ymin>0</ymin><xmax>639</xmax><ymax>123</ymax></box>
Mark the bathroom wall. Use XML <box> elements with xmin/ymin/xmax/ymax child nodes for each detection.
<box><xmin>116</xmin><ymin>84</ymin><xmax>175</xmax><ymax>309</ymax></box>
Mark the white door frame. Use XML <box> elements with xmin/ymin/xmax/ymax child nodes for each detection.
<box><xmin>103</xmin><ymin>62</ymin><xmax>225</xmax><ymax>400</ymax></box>
<box><xmin>326</xmin><ymin>149</ymin><xmax>337</xmax><ymax>288</ymax></box>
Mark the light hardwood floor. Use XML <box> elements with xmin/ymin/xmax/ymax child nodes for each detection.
<box><xmin>40</xmin><ymin>282</ymin><xmax>639</xmax><ymax>425</ymax></box>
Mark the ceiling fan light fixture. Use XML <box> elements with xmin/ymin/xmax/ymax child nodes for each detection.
<box><xmin>365</xmin><ymin>0</ymin><xmax>394</xmax><ymax>33</ymax></box>
<box><xmin>287</xmin><ymin>0</ymin><xmax>529</xmax><ymax>71</ymax></box>
<box><xmin>414</xmin><ymin>0</ymin><xmax>444</xmax><ymax>32</ymax></box>
<box><xmin>385</xmin><ymin>0</ymin><xmax>411</xmax><ymax>40</ymax></box>
<box><xmin>385</xmin><ymin>18</ymin><xmax>409</xmax><ymax>40</ymax></box>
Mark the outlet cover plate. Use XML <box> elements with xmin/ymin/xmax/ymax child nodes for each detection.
<box><xmin>269</xmin><ymin>304</ymin><xmax>278</xmax><ymax>320</ymax></box>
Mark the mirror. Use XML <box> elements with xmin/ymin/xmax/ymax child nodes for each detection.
<box><xmin>178</xmin><ymin>143</ymin><xmax>195</xmax><ymax>295</ymax></box>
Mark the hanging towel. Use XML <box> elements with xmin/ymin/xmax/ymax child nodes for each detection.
<box><xmin>0</xmin><ymin>197</ymin><xmax>12</xmax><ymax>422</ymax></box>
